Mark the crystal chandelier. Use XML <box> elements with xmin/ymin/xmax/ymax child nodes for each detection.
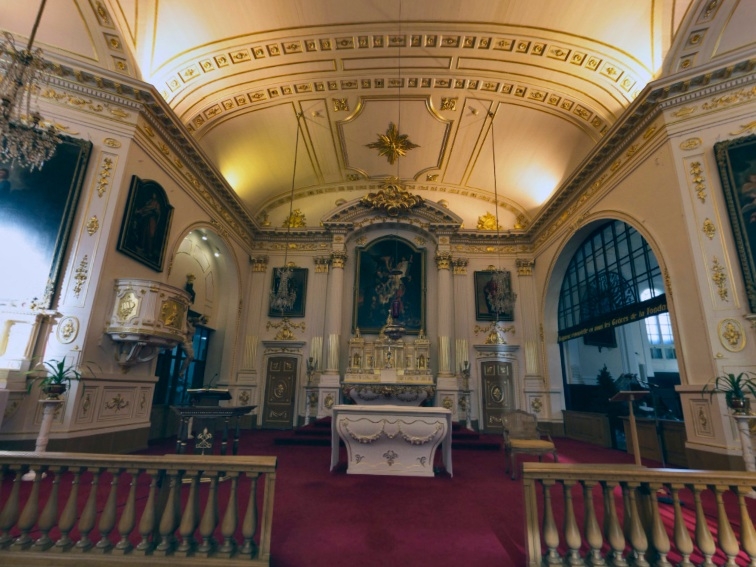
<box><xmin>269</xmin><ymin>113</ymin><xmax>302</xmax><ymax>314</ymax></box>
<box><xmin>0</xmin><ymin>0</ymin><xmax>61</xmax><ymax>171</ymax></box>
<box><xmin>487</xmin><ymin>116</ymin><xmax>517</xmax><ymax>320</ymax></box>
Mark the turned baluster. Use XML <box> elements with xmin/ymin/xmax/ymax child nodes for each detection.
<box><xmin>713</xmin><ymin>484</ymin><xmax>740</xmax><ymax>566</ymax></box>
<box><xmin>155</xmin><ymin>469</ymin><xmax>182</xmax><ymax>554</ymax></box>
<box><xmin>241</xmin><ymin>474</ymin><xmax>259</xmax><ymax>557</ymax></box>
<box><xmin>623</xmin><ymin>482</ymin><xmax>649</xmax><ymax>567</ymax></box>
<box><xmin>34</xmin><ymin>466</ymin><xmax>62</xmax><ymax>550</ymax></box>
<box><xmin>0</xmin><ymin>468</ymin><xmax>22</xmax><ymax>548</ymax></box>
<box><xmin>135</xmin><ymin>469</ymin><xmax>161</xmax><ymax>554</ymax></box>
<box><xmin>562</xmin><ymin>479</ymin><xmax>585</xmax><ymax>566</ymax></box>
<box><xmin>177</xmin><ymin>471</ymin><xmax>201</xmax><ymax>555</ymax></box>
<box><xmin>541</xmin><ymin>479</ymin><xmax>562</xmax><ymax>565</ymax></box>
<box><xmin>669</xmin><ymin>484</ymin><xmax>694</xmax><ymax>567</ymax></box>
<box><xmin>197</xmin><ymin>472</ymin><xmax>220</xmax><ymax>555</ymax></box>
<box><xmin>647</xmin><ymin>482</ymin><xmax>671</xmax><ymax>566</ymax></box>
<box><xmin>691</xmin><ymin>484</ymin><xmax>717</xmax><ymax>566</ymax></box>
<box><xmin>14</xmin><ymin>466</ymin><xmax>42</xmax><ymax>549</ymax></box>
<box><xmin>114</xmin><ymin>469</ymin><xmax>140</xmax><ymax>554</ymax></box>
<box><xmin>581</xmin><ymin>480</ymin><xmax>605</xmax><ymax>566</ymax></box>
<box><xmin>95</xmin><ymin>468</ymin><xmax>122</xmax><ymax>552</ymax></box>
<box><xmin>55</xmin><ymin>468</ymin><xmax>82</xmax><ymax>550</ymax></box>
<box><xmin>601</xmin><ymin>480</ymin><xmax>627</xmax><ymax>567</ymax></box>
<box><xmin>736</xmin><ymin>485</ymin><xmax>756</xmax><ymax>564</ymax></box>
<box><xmin>218</xmin><ymin>472</ymin><xmax>240</xmax><ymax>557</ymax></box>
<box><xmin>75</xmin><ymin>468</ymin><xmax>100</xmax><ymax>551</ymax></box>
<box><xmin>14</xmin><ymin>465</ymin><xmax>44</xmax><ymax>549</ymax></box>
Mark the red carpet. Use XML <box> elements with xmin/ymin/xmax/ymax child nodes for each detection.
<box><xmin>137</xmin><ymin>428</ymin><xmax>698</xmax><ymax>567</ymax></box>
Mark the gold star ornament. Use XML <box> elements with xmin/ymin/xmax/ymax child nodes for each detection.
<box><xmin>366</xmin><ymin>122</ymin><xmax>419</xmax><ymax>164</ymax></box>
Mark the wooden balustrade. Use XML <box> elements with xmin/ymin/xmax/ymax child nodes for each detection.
<box><xmin>523</xmin><ymin>463</ymin><xmax>756</xmax><ymax>567</ymax></box>
<box><xmin>0</xmin><ymin>451</ymin><xmax>276</xmax><ymax>566</ymax></box>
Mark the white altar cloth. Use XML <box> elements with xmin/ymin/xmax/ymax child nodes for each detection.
<box><xmin>330</xmin><ymin>405</ymin><xmax>452</xmax><ymax>477</ymax></box>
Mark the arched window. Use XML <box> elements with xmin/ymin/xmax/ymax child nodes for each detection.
<box><xmin>558</xmin><ymin>220</ymin><xmax>666</xmax><ymax>341</ymax></box>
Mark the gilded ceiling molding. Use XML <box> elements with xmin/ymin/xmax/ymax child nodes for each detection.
<box><xmin>166</xmin><ymin>27</ymin><xmax>639</xmax><ymax>113</ymax></box>
<box><xmin>185</xmin><ymin>71</ymin><xmax>611</xmax><ymax>139</ymax></box>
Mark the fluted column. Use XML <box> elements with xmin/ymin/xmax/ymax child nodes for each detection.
<box><xmin>516</xmin><ymin>258</ymin><xmax>549</xmax><ymax>418</ymax></box>
<box><xmin>243</xmin><ymin>256</ymin><xmax>268</xmax><ymax>373</ymax></box>
<box><xmin>323</xmin><ymin>248</ymin><xmax>347</xmax><ymax>377</ymax></box>
<box><xmin>435</xmin><ymin>251</ymin><xmax>454</xmax><ymax>377</ymax></box>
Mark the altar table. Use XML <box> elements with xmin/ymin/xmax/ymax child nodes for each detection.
<box><xmin>331</xmin><ymin>405</ymin><xmax>452</xmax><ymax>477</ymax></box>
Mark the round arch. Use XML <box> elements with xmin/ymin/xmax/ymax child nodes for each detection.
<box><xmin>540</xmin><ymin>212</ymin><xmax>682</xmax><ymax>413</ymax></box>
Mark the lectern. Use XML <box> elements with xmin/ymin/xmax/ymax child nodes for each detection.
<box><xmin>610</xmin><ymin>390</ymin><xmax>650</xmax><ymax>466</ymax></box>
<box><xmin>172</xmin><ymin>388</ymin><xmax>255</xmax><ymax>456</ymax></box>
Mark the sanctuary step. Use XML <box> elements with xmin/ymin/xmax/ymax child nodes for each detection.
<box><xmin>274</xmin><ymin>418</ymin><xmax>502</xmax><ymax>450</ymax></box>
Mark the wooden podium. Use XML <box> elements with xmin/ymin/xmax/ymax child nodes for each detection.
<box><xmin>172</xmin><ymin>388</ymin><xmax>255</xmax><ymax>456</ymax></box>
<box><xmin>610</xmin><ymin>390</ymin><xmax>650</xmax><ymax>466</ymax></box>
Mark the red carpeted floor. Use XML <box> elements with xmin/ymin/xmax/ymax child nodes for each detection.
<box><xmin>3</xmin><ymin>425</ymin><xmax>750</xmax><ymax>566</ymax></box>
<box><xmin>139</xmin><ymin>426</ymin><xmax>692</xmax><ymax>567</ymax></box>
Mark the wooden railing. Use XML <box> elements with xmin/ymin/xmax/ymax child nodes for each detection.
<box><xmin>0</xmin><ymin>451</ymin><xmax>276</xmax><ymax>566</ymax></box>
<box><xmin>523</xmin><ymin>463</ymin><xmax>756</xmax><ymax>566</ymax></box>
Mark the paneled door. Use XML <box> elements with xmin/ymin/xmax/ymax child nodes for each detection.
<box><xmin>261</xmin><ymin>356</ymin><xmax>297</xmax><ymax>429</ymax></box>
<box><xmin>480</xmin><ymin>360</ymin><xmax>514</xmax><ymax>433</ymax></box>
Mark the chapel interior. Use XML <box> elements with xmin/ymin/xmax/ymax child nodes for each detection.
<box><xmin>0</xmin><ymin>0</ymin><xmax>755</xmax><ymax>502</ymax></box>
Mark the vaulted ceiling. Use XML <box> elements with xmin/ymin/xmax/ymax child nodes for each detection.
<box><xmin>2</xmin><ymin>1</ymin><xmax>711</xmax><ymax>235</ymax></box>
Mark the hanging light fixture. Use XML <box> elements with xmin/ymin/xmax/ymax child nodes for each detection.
<box><xmin>380</xmin><ymin>0</ymin><xmax>406</xmax><ymax>347</ymax></box>
<box><xmin>269</xmin><ymin>113</ymin><xmax>302</xmax><ymax>314</ymax></box>
<box><xmin>0</xmin><ymin>0</ymin><xmax>61</xmax><ymax>171</ymax></box>
<box><xmin>486</xmin><ymin>115</ymin><xmax>517</xmax><ymax>320</ymax></box>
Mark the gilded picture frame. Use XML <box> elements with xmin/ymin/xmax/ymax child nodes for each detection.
<box><xmin>353</xmin><ymin>236</ymin><xmax>425</xmax><ymax>335</ymax></box>
<box><xmin>715</xmin><ymin>134</ymin><xmax>756</xmax><ymax>312</ymax></box>
<box><xmin>0</xmin><ymin>137</ymin><xmax>92</xmax><ymax>308</ymax></box>
<box><xmin>268</xmin><ymin>267</ymin><xmax>308</xmax><ymax>318</ymax></box>
<box><xmin>116</xmin><ymin>176</ymin><xmax>174</xmax><ymax>272</ymax></box>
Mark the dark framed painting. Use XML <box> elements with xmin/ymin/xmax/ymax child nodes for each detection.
<box><xmin>268</xmin><ymin>267</ymin><xmax>308</xmax><ymax>317</ymax></box>
<box><xmin>117</xmin><ymin>176</ymin><xmax>174</xmax><ymax>272</ymax></box>
<box><xmin>474</xmin><ymin>270</ymin><xmax>515</xmax><ymax>321</ymax></box>
<box><xmin>0</xmin><ymin>137</ymin><xmax>92</xmax><ymax>308</ymax></box>
<box><xmin>715</xmin><ymin>134</ymin><xmax>756</xmax><ymax>312</ymax></box>
<box><xmin>353</xmin><ymin>236</ymin><xmax>425</xmax><ymax>335</ymax></box>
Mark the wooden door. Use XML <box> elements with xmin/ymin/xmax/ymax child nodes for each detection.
<box><xmin>480</xmin><ymin>360</ymin><xmax>514</xmax><ymax>433</ymax></box>
<box><xmin>261</xmin><ymin>356</ymin><xmax>297</xmax><ymax>429</ymax></box>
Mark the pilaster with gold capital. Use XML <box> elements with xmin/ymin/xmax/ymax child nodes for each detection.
<box><xmin>314</xmin><ymin>256</ymin><xmax>331</xmax><ymax>274</ymax></box>
<box><xmin>251</xmin><ymin>256</ymin><xmax>269</xmax><ymax>273</ymax></box>
<box><xmin>452</xmin><ymin>258</ymin><xmax>468</xmax><ymax>275</ymax></box>
<box><xmin>516</xmin><ymin>258</ymin><xmax>534</xmax><ymax>277</ymax></box>
<box><xmin>435</xmin><ymin>252</ymin><xmax>453</xmax><ymax>270</ymax></box>
<box><xmin>330</xmin><ymin>250</ymin><xmax>348</xmax><ymax>270</ymax></box>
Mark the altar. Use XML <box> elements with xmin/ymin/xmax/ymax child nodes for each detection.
<box><xmin>342</xmin><ymin>332</ymin><xmax>435</xmax><ymax>406</ymax></box>
<box><xmin>331</xmin><ymin>405</ymin><xmax>452</xmax><ymax>477</ymax></box>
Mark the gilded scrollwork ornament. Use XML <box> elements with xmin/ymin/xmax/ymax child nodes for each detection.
<box><xmin>360</xmin><ymin>178</ymin><xmax>422</xmax><ymax>217</ymax></box>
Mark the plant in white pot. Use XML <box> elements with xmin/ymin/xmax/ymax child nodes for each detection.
<box><xmin>702</xmin><ymin>371</ymin><xmax>756</xmax><ymax>414</ymax></box>
<box><xmin>26</xmin><ymin>358</ymin><xmax>84</xmax><ymax>399</ymax></box>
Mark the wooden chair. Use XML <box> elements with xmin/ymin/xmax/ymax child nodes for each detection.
<box><xmin>502</xmin><ymin>409</ymin><xmax>558</xmax><ymax>480</ymax></box>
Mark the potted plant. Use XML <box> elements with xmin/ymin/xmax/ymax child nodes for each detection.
<box><xmin>27</xmin><ymin>358</ymin><xmax>84</xmax><ymax>399</ymax></box>
<box><xmin>702</xmin><ymin>371</ymin><xmax>756</xmax><ymax>414</ymax></box>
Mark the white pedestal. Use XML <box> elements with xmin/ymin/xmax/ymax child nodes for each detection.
<box><xmin>331</xmin><ymin>405</ymin><xmax>452</xmax><ymax>477</ymax></box>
